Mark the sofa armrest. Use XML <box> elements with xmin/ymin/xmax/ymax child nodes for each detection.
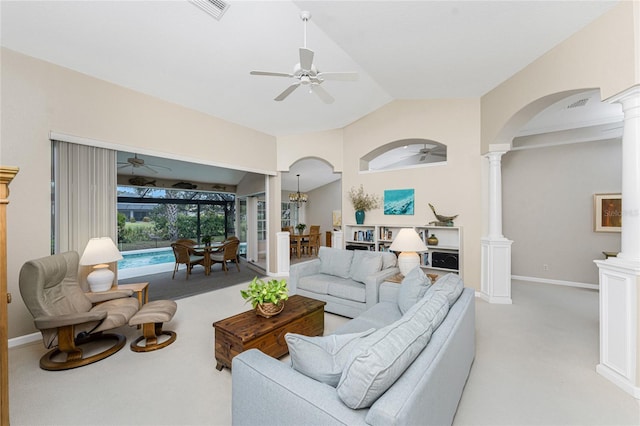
<box><xmin>288</xmin><ymin>259</ymin><xmax>321</xmax><ymax>294</ymax></box>
<box><xmin>363</xmin><ymin>267</ymin><xmax>400</xmax><ymax>309</ymax></box>
<box><xmin>378</xmin><ymin>281</ymin><xmax>400</xmax><ymax>303</ymax></box>
<box><xmin>232</xmin><ymin>349</ymin><xmax>367</xmax><ymax>426</ymax></box>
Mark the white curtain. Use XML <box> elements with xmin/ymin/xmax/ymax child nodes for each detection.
<box><xmin>53</xmin><ymin>140</ymin><xmax>117</xmax><ymax>254</ymax></box>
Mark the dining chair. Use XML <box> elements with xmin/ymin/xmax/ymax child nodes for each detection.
<box><xmin>170</xmin><ymin>242</ymin><xmax>206</xmax><ymax>279</ymax></box>
<box><xmin>283</xmin><ymin>227</ymin><xmax>298</xmax><ymax>257</ymax></box>
<box><xmin>210</xmin><ymin>239</ymin><xmax>241</xmax><ymax>273</ymax></box>
<box><xmin>303</xmin><ymin>225</ymin><xmax>321</xmax><ymax>256</ymax></box>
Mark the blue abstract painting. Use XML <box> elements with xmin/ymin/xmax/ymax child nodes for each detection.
<box><xmin>384</xmin><ymin>189</ymin><xmax>414</xmax><ymax>215</ymax></box>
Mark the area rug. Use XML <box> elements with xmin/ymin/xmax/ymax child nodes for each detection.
<box><xmin>119</xmin><ymin>259</ymin><xmax>266</xmax><ymax>301</ymax></box>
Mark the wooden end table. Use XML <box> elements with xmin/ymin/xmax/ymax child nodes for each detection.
<box><xmin>116</xmin><ymin>282</ymin><xmax>149</xmax><ymax>308</ymax></box>
<box><xmin>212</xmin><ymin>295</ymin><xmax>325</xmax><ymax>371</ymax></box>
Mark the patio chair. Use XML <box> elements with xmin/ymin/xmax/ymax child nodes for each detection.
<box><xmin>171</xmin><ymin>242</ymin><xmax>206</xmax><ymax>279</ymax></box>
<box><xmin>18</xmin><ymin>251</ymin><xmax>140</xmax><ymax>370</ymax></box>
<box><xmin>210</xmin><ymin>238</ymin><xmax>240</xmax><ymax>274</ymax></box>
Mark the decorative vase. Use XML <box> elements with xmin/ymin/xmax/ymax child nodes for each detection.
<box><xmin>427</xmin><ymin>234</ymin><xmax>438</xmax><ymax>246</ymax></box>
<box><xmin>255</xmin><ymin>301</ymin><xmax>285</xmax><ymax>318</ymax></box>
<box><xmin>355</xmin><ymin>210</ymin><xmax>365</xmax><ymax>225</ymax></box>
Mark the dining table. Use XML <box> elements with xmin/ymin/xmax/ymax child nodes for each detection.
<box><xmin>192</xmin><ymin>242</ymin><xmax>224</xmax><ymax>275</ymax></box>
<box><xmin>289</xmin><ymin>233</ymin><xmax>309</xmax><ymax>259</ymax></box>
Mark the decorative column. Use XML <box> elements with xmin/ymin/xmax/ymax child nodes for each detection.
<box><xmin>276</xmin><ymin>231</ymin><xmax>290</xmax><ymax>275</ymax></box>
<box><xmin>333</xmin><ymin>230</ymin><xmax>344</xmax><ymax>249</ymax></box>
<box><xmin>594</xmin><ymin>85</ymin><xmax>640</xmax><ymax>399</ymax></box>
<box><xmin>480</xmin><ymin>148</ymin><xmax>513</xmax><ymax>304</ymax></box>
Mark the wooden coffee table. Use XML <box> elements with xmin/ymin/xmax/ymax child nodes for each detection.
<box><xmin>212</xmin><ymin>295</ymin><xmax>325</xmax><ymax>371</ymax></box>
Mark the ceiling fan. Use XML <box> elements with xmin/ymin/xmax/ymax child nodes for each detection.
<box><xmin>416</xmin><ymin>144</ymin><xmax>446</xmax><ymax>162</ymax></box>
<box><xmin>250</xmin><ymin>11</ymin><xmax>358</xmax><ymax>104</ymax></box>
<box><xmin>395</xmin><ymin>144</ymin><xmax>446</xmax><ymax>165</ymax></box>
<box><xmin>117</xmin><ymin>153</ymin><xmax>171</xmax><ymax>174</ymax></box>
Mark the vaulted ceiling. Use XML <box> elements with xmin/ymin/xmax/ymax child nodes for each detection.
<box><xmin>1</xmin><ymin>1</ymin><xmax>621</xmax><ymax>190</ymax></box>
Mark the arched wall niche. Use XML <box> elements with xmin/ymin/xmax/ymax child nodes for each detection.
<box><xmin>487</xmin><ymin>88</ymin><xmax>600</xmax><ymax>151</ymax></box>
<box><xmin>359</xmin><ymin>138</ymin><xmax>447</xmax><ymax>172</ymax></box>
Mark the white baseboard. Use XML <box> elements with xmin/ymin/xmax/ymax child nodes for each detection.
<box><xmin>512</xmin><ymin>275</ymin><xmax>599</xmax><ymax>290</ymax></box>
<box><xmin>9</xmin><ymin>332</ymin><xmax>41</xmax><ymax>348</ymax></box>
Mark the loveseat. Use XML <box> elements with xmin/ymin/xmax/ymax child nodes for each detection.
<box><xmin>232</xmin><ymin>271</ymin><xmax>475</xmax><ymax>426</ymax></box>
<box><xmin>288</xmin><ymin>246</ymin><xmax>400</xmax><ymax>318</ymax></box>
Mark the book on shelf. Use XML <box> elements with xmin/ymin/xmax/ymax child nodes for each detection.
<box><xmin>353</xmin><ymin>229</ymin><xmax>374</xmax><ymax>242</ymax></box>
<box><xmin>379</xmin><ymin>227</ymin><xmax>393</xmax><ymax>241</ymax></box>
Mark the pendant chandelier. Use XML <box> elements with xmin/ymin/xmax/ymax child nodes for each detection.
<box><xmin>289</xmin><ymin>174</ymin><xmax>308</xmax><ymax>204</ymax></box>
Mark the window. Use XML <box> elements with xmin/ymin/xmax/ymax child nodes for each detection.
<box><xmin>360</xmin><ymin>139</ymin><xmax>447</xmax><ymax>172</ymax></box>
<box><xmin>117</xmin><ymin>185</ymin><xmax>235</xmax><ymax>251</ymax></box>
<box><xmin>281</xmin><ymin>202</ymin><xmax>292</xmax><ymax>229</ymax></box>
<box><xmin>257</xmin><ymin>201</ymin><xmax>266</xmax><ymax>241</ymax></box>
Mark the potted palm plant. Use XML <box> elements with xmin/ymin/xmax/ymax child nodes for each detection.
<box><xmin>348</xmin><ymin>185</ymin><xmax>380</xmax><ymax>224</ymax></box>
<box><xmin>240</xmin><ymin>277</ymin><xmax>289</xmax><ymax>318</ymax></box>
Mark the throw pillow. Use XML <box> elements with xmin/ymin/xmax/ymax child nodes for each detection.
<box><xmin>285</xmin><ymin>328</ymin><xmax>375</xmax><ymax>387</ymax></box>
<box><xmin>318</xmin><ymin>247</ymin><xmax>354</xmax><ymax>279</ymax></box>
<box><xmin>349</xmin><ymin>251</ymin><xmax>383</xmax><ymax>284</ymax></box>
<box><xmin>397</xmin><ymin>266</ymin><xmax>431</xmax><ymax>314</ymax></box>
<box><xmin>380</xmin><ymin>252</ymin><xmax>398</xmax><ymax>270</ymax></box>
<box><xmin>428</xmin><ymin>272</ymin><xmax>464</xmax><ymax>306</ymax></box>
<box><xmin>336</xmin><ymin>291</ymin><xmax>450</xmax><ymax>409</ymax></box>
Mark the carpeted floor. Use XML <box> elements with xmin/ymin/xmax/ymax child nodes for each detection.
<box><xmin>8</xmin><ymin>281</ymin><xmax>640</xmax><ymax>425</ymax></box>
<box><xmin>119</xmin><ymin>259</ymin><xmax>265</xmax><ymax>301</ymax></box>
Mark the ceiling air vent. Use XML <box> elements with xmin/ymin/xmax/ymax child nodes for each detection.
<box><xmin>189</xmin><ymin>0</ymin><xmax>230</xmax><ymax>21</ymax></box>
<box><xmin>567</xmin><ymin>98</ymin><xmax>589</xmax><ymax>109</ymax></box>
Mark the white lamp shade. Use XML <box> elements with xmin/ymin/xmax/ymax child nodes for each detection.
<box><xmin>388</xmin><ymin>228</ymin><xmax>428</xmax><ymax>253</ymax></box>
<box><xmin>389</xmin><ymin>229</ymin><xmax>428</xmax><ymax>276</ymax></box>
<box><xmin>79</xmin><ymin>237</ymin><xmax>123</xmax><ymax>266</ymax></box>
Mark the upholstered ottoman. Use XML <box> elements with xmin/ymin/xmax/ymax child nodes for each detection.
<box><xmin>128</xmin><ymin>300</ymin><xmax>178</xmax><ymax>352</ymax></box>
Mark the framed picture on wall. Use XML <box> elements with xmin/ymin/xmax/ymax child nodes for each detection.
<box><xmin>594</xmin><ymin>193</ymin><xmax>622</xmax><ymax>232</ymax></box>
<box><xmin>384</xmin><ymin>189</ymin><xmax>414</xmax><ymax>215</ymax></box>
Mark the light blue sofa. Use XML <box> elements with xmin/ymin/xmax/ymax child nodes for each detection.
<box><xmin>232</xmin><ymin>273</ymin><xmax>476</xmax><ymax>426</ymax></box>
<box><xmin>289</xmin><ymin>247</ymin><xmax>400</xmax><ymax>318</ymax></box>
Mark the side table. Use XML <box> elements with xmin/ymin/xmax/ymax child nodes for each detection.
<box><xmin>117</xmin><ymin>282</ymin><xmax>149</xmax><ymax>308</ymax></box>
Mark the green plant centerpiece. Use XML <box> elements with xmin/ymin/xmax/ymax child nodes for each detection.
<box><xmin>240</xmin><ymin>277</ymin><xmax>289</xmax><ymax>318</ymax></box>
<box><xmin>202</xmin><ymin>235</ymin><xmax>212</xmax><ymax>246</ymax></box>
<box><xmin>295</xmin><ymin>223</ymin><xmax>307</xmax><ymax>235</ymax></box>
<box><xmin>348</xmin><ymin>185</ymin><xmax>380</xmax><ymax>224</ymax></box>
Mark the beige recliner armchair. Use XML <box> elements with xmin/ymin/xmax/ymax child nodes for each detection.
<box><xmin>19</xmin><ymin>251</ymin><xmax>140</xmax><ymax>370</ymax></box>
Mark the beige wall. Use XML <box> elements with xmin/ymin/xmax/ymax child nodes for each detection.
<box><xmin>482</xmin><ymin>1</ymin><xmax>639</xmax><ymax>152</ymax></box>
<box><xmin>3</xmin><ymin>1</ymin><xmax>638</xmax><ymax>338</ymax></box>
<box><xmin>277</xmin><ymin>129</ymin><xmax>344</xmax><ymax>172</ymax></box>
<box><xmin>342</xmin><ymin>99</ymin><xmax>483</xmax><ymax>286</ymax></box>
<box><xmin>1</xmin><ymin>48</ymin><xmax>276</xmax><ymax>338</ymax></box>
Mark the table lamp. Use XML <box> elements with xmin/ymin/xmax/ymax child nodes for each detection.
<box><xmin>389</xmin><ymin>228</ymin><xmax>428</xmax><ymax>276</ymax></box>
<box><xmin>79</xmin><ymin>237</ymin><xmax>123</xmax><ymax>292</ymax></box>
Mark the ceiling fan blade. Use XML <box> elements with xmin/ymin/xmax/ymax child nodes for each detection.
<box><xmin>299</xmin><ymin>48</ymin><xmax>314</xmax><ymax>71</ymax></box>
<box><xmin>149</xmin><ymin>164</ymin><xmax>172</xmax><ymax>171</ymax></box>
<box><xmin>311</xmin><ymin>84</ymin><xmax>334</xmax><ymax>104</ymax></box>
<box><xmin>316</xmin><ymin>72</ymin><xmax>358</xmax><ymax>81</ymax></box>
<box><xmin>142</xmin><ymin>165</ymin><xmax>158</xmax><ymax>174</ymax></box>
<box><xmin>250</xmin><ymin>71</ymin><xmax>293</xmax><ymax>78</ymax></box>
<box><xmin>275</xmin><ymin>83</ymin><xmax>300</xmax><ymax>101</ymax></box>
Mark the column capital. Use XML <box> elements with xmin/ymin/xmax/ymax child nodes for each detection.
<box><xmin>606</xmin><ymin>84</ymin><xmax>640</xmax><ymax>108</ymax></box>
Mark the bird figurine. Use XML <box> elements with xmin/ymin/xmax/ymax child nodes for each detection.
<box><xmin>428</xmin><ymin>203</ymin><xmax>458</xmax><ymax>226</ymax></box>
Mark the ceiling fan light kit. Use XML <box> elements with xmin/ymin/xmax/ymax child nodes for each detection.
<box><xmin>250</xmin><ymin>11</ymin><xmax>358</xmax><ymax>104</ymax></box>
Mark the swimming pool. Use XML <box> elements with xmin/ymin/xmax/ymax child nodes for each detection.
<box><xmin>119</xmin><ymin>247</ymin><xmax>174</xmax><ymax>270</ymax></box>
<box><xmin>117</xmin><ymin>244</ymin><xmax>247</xmax><ymax>279</ymax></box>
<box><xmin>118</xmin><ymin>247</ymin><xmax>176</xmax><ymax>279</ymax></box>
